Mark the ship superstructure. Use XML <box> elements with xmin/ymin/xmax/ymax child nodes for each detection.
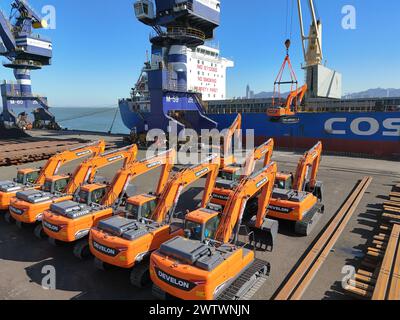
<box><xmin>124</xmin><ymin>0</ymin><xmax>224</xmax><ymax>134</ymax></box>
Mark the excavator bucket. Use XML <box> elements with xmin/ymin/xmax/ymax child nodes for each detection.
<box><xmin>245</xmin><ymin>210</ymin><xmax>279</xmax><ymax>252</ymax></box>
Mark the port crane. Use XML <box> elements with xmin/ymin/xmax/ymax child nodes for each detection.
<box><xmin>150</xmin><ymin>162</ymin><xmax>278</xmax><ymax>300</ymax></box>
<box><xmin>89</xmin><ymin>154</ymin><xmax>220</xmax><ymax>288</ymax></box>
<box><xmin>9</xmin><ymin>145</ymin><xmax>138</xmax><ymax>237</ymax></box>
<box><xmin>0</xmin><ymin>0</ymin><xmax>56</xmax><ymax>127</ymax></box>
<box><xmin>0</xmin><ymin>141</ymin><xmax>106</xmax><ymax>212</ymax></box>
<box><xmin>296</xmin><ymin>0</ymin><xmax>342</xmax><ymax>98</ymax></box>
<box><xmin>43</xmin><ymin>149</ymin><xmax>175</xmax><ymax>259</ymax></box>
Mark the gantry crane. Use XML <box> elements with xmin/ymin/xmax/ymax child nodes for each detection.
<box><xmin>0</xmin><ymin>0</ymin><xmax>56</xmax><ymax>126</ymax></box>
<box><xmin>43</xmin><ymin>149</ymin><xmax>176</xmax><ymax>259</ymax></box>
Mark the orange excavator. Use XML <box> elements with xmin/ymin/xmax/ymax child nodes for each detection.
<box><xmin>267</xmin><ymin>40</ymin><xmax>308</xmax><ymax>121</ymax></box>
<box><xmin>267</xmin><ymin>84</ymin><xmax>308</xmax><ymax>119</ymax></box>
<box><xmin>0</xmin><ymin>141</ymin><xmax>105</xmax><ymax>213</ymax></box>
<box><xmin>211</xmin><ymin>138</ymin><xmax>275</xmax><ymax>208</ymax></box>
<box><xmin>150</xmin><ymin>162</ymin><xmax>278</xmax><ymax>300</ymax></box>
<box><xmin>42</xmin><ymin>149</ymin><xmax>176</xmax><ymax>259</ymax></box>
<box><xmin>89</xmin><ymin>154</ymin><xmax>220</xmax><ymax>288</ymax></box>
<box><xmin>268</xmin><ymin>142</ymin><xmax>324</xmax><ymax>235</ymax></box>
<box><xmin>9</xmin><ymin>145</ymin><xmax>138</xmax><ymax>238</ymax></box>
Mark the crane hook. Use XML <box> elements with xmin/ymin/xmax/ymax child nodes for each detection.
<box><xmin>285</xmin><ymin>39</ymin><xmax>291</xmax><ymax>55</ymax></box>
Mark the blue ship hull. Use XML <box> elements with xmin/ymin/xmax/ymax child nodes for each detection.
<box><xmin>119</xmin><ymin>101</ymin><xmax>400</xmax><ymax>157</ymax></box>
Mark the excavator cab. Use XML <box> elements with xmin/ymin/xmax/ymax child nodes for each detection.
<box><xmin>275</xmin><ymin>173</ymin><xmax>293</xmax><ymax>190</ymax></box>
<box><xmin>15</xmin><ymin>169</ymin><xmax>40</xmax><ymax>185</ymax></box>
<box><xmin>184</xmin><ymin>209</ymin><xmax>220</xmax><ymax>242</ymax></box>
<box><xmin>123</xmin><ymin>194</ymin><xmax>158</xmax><ymax>220</ymax></box>
<box><xmin>76</xmin><ymin>184</ymin><xmax>108</xmax><ymax>206</ymax></box>
<box><xmin>42</xmin><ymin>176</ymin><xmax>70</xmax><ymax>194</ymax></box>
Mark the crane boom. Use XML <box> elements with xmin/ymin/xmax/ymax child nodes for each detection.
<box><xmin>297</xmin><ymin>0</ymin><xmax>323</xmax><ymax>67</ymax></box>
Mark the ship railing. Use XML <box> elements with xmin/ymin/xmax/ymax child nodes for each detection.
<box><xmin>150</xmin><ymin>27</ymin><xmax>205</xmax><ymax>42</ymax></box>
<box><xmin>173</xmin><ymin>1</ymin><xmax>193</xmax><ymax>12</ymax></box>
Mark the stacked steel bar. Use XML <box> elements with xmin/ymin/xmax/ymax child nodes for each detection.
<box><xmin>0</xmin><ymin>139</ymin><xmax>87</xmax><ymax>166</ymax></box>
<box><xmin>345</xmin><ymin>185</ymin><xmax>400</xmax><ymax>300</ymax></box>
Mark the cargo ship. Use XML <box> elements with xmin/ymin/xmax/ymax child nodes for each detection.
<box><xmin>119</xmin><ymin>1</ymin><xmax>400</xmax><ymax>158</ymax></box>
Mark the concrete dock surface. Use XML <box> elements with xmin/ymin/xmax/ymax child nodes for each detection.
<box><xmin>0</xmin><ymin>131</ymin><xmax>399</xmax><ymax>300</ymax></box>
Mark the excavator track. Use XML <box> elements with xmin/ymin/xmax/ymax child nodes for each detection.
<box><xmin>130</xmin><ymin>261</ymin><xmax>151</xmax><ymax>288</ymax></box>
<box><xmin>217</xmin><ymin>259</ymin><xmax>270</xmax><ymax>300</ymax></box>
<box><xmin>295</xmin><ymin>203</ymin><xmax>324</xmax><ymax>236</ymax></box>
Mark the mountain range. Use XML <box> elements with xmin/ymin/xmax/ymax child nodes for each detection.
<box><xmin>245</xmin><ymin>88</ymin><xmax>400</xmax><ymax>99</ymax></box>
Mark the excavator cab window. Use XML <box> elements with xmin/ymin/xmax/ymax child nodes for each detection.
<box><xmin>219</xmin><ymin>170</ymin><xmax>240</xmax><ymax>182</ymax></box>
<box><xmin>53</xmin><ymin>178</ymin><xmax>69</xmax><ymax>193</ymax></box>
<box><xmin>125</xmin><ymin>199</ymin><xmax>157</xmax><ymax>220</ymax></box>
<box><xmin>90</xmin><ymin>187</ymin><xmax>107</xmax><ymax>205</ymax></box>
<box><xmin>185</xmin><ymin>216</ymin><xmax>220</xmax><ymax>242</ymax></box>
<box><xmin>275</xmin><ymin>176</ymin><xmax>293</xmax><ymax>190</ymax></box>
<box><xmin>77</xmin><ymin>190</ymin><xmax>90</xmax><ymax>204</ymax></box>
<box><xmin>16</xmin><ymin>171</ymin><xmax>39</xmax><ymax>184</ymax></box>
<box><xmin>204</xmin><ymin>216</ymin><xmax>220</xmax><ymax>240</ymax></box>
<box><xmin>185</xmin><ymin>221</ymin><xmax>203</xmax><ymax>241</ymax></box>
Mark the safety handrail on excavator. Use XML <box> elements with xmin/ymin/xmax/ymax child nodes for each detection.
<box><xmin>102</xmin><ymin>149</ymin><xmax>177</xmax><ymax>207</ymax></box>
<box><xmin>293</xmin><ymin>141</ymin><xmax>323</xmax><ymax>192</ymax></box>
<box><xmin>151</xmin><ymin>154</ymin><xmax>221</xmax><ymax>223</ymax></box>
<box><xmin>215</xmin><ymin>162</ymin><xmax>278</xmax><ymax>244</ymax></box>
<box><xmin>35</xmin><ymin>140</ymin><xmax>106</xmax><ymax>185</ymax></box>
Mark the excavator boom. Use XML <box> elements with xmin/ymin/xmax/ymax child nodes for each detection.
<box><xmin>36</xmin><ymin>140</ymin><xmax>106</xmax><ymax>185</ymax></box>
<box><xmin>242</xmin><ymin>139</ymin><xmax>274</xmax><ymax>178</ymax></box>
<box><xmin>101</xmin><ymin>149</ymin><xmax>176</xmax><ymax>207</ymax></box>
<box><xmin>215</xmin><ymin>162</ymin><xmax>278</xmax><ymax>243</ymax></box>
<box><xmin>221</xmin><ymin>114</ymin><xmax>242</xmax><ymax>168</ymax></box>
<box><xmin>293</xmin><ymin>141</ymin><xmax>322</xmax><ymax>192</ymax></box>
<box><xmin>151</xmin><ymin>155</ymin><xmax>221</xmax><ymax>223</ymax></box>
<box><xmin>64</xmin><ymin>145</ymin><xmax>138</xmax><ymax>195</ymax></box>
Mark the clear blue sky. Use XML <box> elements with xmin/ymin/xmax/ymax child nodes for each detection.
<box><xmin>0</xmin><ymin>0</ymin><xmax>399</xmax><ymax>107</ymax></box>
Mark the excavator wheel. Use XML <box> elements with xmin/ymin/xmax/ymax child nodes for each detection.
<box><xmin>4</xmin><ymin>212</ymin><xmax>15</xmax><ymax>224</ymax></box>
<box><xmin>34</xmin><ymin>224</ymin><xmax>47</xmax><ymax>239</ymax></box>
<box><xmin>130</xmin><ymin>262</ymin><xmax>151</xmax><ymax>288</ymax></box>
<box><xmin>73</xmin><ymin>239</ymin><xmax>92</xmax><ymax>260</ymax></box>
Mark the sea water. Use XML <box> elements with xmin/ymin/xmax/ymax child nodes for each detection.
<box><xmin>50</xmin><ymin>107</ymin><xmax>130</xmax><ymax>134</ymax></box>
